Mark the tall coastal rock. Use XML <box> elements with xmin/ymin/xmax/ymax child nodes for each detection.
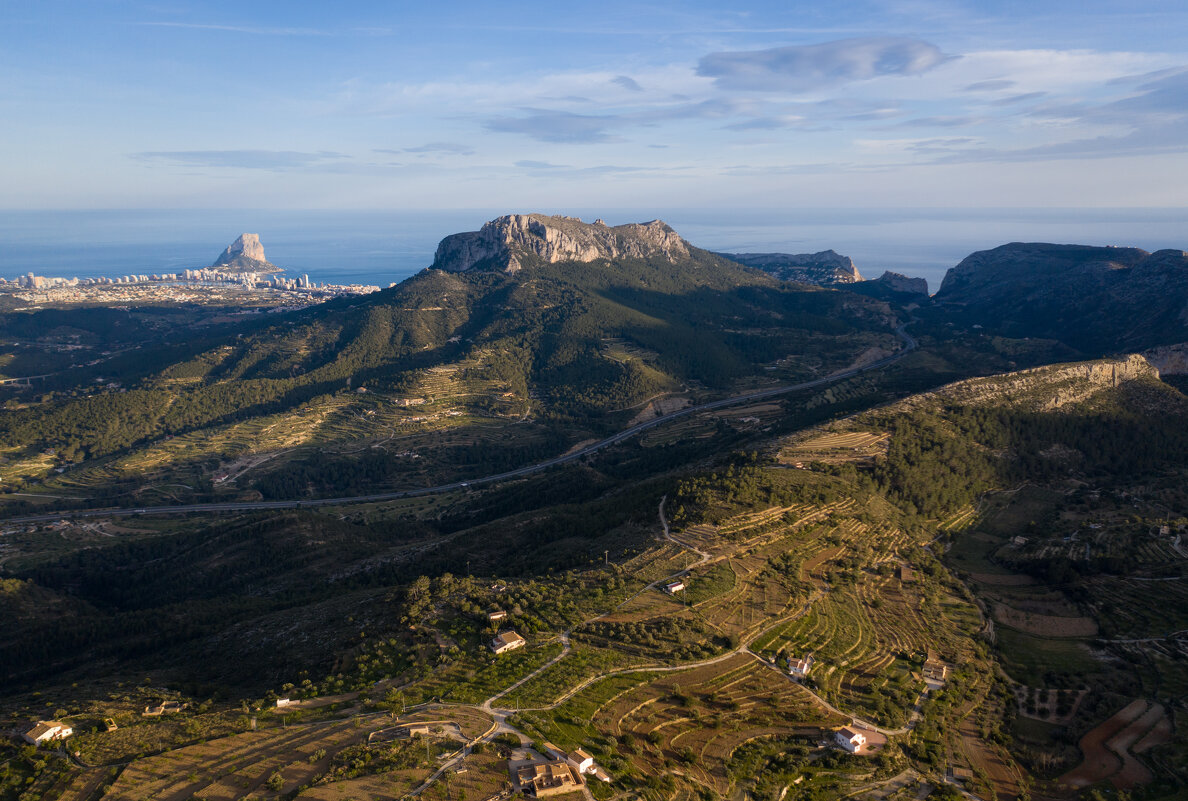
<box><xmin>430</xmin><ymin>214</ymin><xmax>692</xmax><ymax>273</ymax></box>
<box><xmin>723</xmin><ymin>250</ymin><xmax>863</xmax><ymax>285</ymax></box>
<box><xmin>212</xmin><ymin>233</ymin><xmax>277</xmax><ymax>272</ymax></box>
<box><xmin>933</xmin><ymin>242</ymin><xmax>1188</xmax><ymax>353</ymax></box>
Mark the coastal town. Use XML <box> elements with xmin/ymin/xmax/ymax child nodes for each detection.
<box><xmin>0</xmin><ymin>234</ymin><xmax>383</xmax><ymax>307</ymax></box>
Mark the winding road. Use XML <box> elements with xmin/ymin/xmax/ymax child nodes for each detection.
<box><xmin>1</xmin><ymin>325</ymin><xmax>916</xmax><ymax>524</ymax></box>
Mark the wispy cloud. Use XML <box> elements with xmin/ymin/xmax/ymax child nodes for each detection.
<box><xmin>722</xmin><ymin>116</ymin><xmax>805</xmax><ymax>131</ymax></box>
<box><xmin>988</xmin><ymin>91</ymin><xmax>1047</xmax><ymax>106</ymax></box>
<box><xmin>137</xmin><ymin>21</ymin><xmax>331</xmax><ymax>36</ymax></box>
<box><xmin>485</xmin><ymin>109</ymin><xmax>621</xmax><ymax>143</ymax></box>
<box><xmin>375</xmin><ymin>142</ymin><xmax>476</xmax><ymax>156</ymax></box>
<box><xmin>696</xmin><ymin>37</ymin><xmax>953</xmax><ymax>92</ymax></box>
<box><xmin>964</xmin><ymin>79</ymin><xmax>1015</xmax><ymax>92</ymax></box>
<box><xmin>513</xmin><ymin>160</ymin><xmax>664</xmax><ymax>176</ymax></box>
<box><xmin>131</xmin><ymin>150</ymin><xmax>349</xmax><ymax>170</ymax></box>
<box><xmin>612</xmin><ymin>75</ymin><xmax>644</xmax><ymax>92</ymax></box>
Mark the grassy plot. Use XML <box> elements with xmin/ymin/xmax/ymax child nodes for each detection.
<box><xmin>994</xmin><ymin>628</ymin><xmax>1100</xmax><ymax>685</ymax></box>
<box><xmin>409</xmin><ymin>642</ymin><xmax>565</xmax><ymax>705</ymax></box>
<box><xmin>499</xmin><ymin>646</ymin><xmax>641</xmax><ymax>709</ymax></box>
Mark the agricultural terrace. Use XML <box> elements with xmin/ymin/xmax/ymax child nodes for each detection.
<box><xmin>95</xmin><ymin>706</ymin><xmax>494</xmax><ymax>801</ymax></box>
<box><xmin>501</xmin><ymin>464</ymin><xmax>1007</xmax><ymax>799</ymax></box>
<box><xmin>788</xmin><ymin>366</ymin><xmax>1188</xmax><ymax>798</ymax></box>
<box><xmin>9</xmin><ymin>459</ymin><xmax>1022</xmax><ymax>801</ymax></box>
<box><xmin>778</xmin><ymin>429</ymin><xmax>889</xmax><ymax>466</ymax></box>
<box><xmin>512</xmin><ymin>654</ymin><xmax>853</xmax><ymax>800</ymax></box>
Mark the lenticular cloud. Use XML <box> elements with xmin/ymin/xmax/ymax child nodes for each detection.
<box><xmin>697</xmin><ymin>37</ymin><xmax>952</xmax><ymax>92</ymax></box>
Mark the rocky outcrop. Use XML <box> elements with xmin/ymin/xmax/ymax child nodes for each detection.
<box><xmin>1143</xmin><ymin>343</ymin><xmax>1188</xmax><ymax>375</ymax></box>
<box><xmin>933</xmin><ymin>243</ymin><xmax>1188</xmax><ymax>354</ymax></box>
<box><xmin>430</xmin><ymin>214</ymin><xmax>692</xmax><ymax>273</ymax></box>
<box><xmin>871</xmin><ymin>271</ymin><xmax>928</xmax><ymax>296</ymax></box>
<box><xmin>212</xmin><ymin>234</ymin><xmax>276</xmax><ymax>272</ymax></box>
<box><xmin>723</xmin><ymin>250</ymin><xmax>862</xmax><ymax>285</ymax></box>
<box><xmin>899</xmin><ymin>354</ymin><xmax>1158</xmax><ymax>413</ymax></box>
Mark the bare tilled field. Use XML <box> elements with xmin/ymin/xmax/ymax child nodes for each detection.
<box><xmin>1057</xmin><ymin>699</ymin><xmax>1172</xmax><ymax>791</ymax></box>
<box><xmin>991</xmin><ymin>604</ymin><xmax>1099</xmax><ymax>637</ymax></box>
<box><xmin>779</xmin><ymin>430</ymin><xmax>889</xmax><ymax>465</ymax></box>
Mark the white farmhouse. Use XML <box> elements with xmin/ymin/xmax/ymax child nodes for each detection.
<box><xmin>788</xmin><ymin>654</ymin><xmax>814</xmax><ymax>677</ymax></box>
<box><xmin>22</xmin><ymin>720</ymin><xmax>72</xmax><ymax>745</ymax></box>
<box><xmin>567</xmin><ymin>748</ymin><xmax>595</xmax><ymax>774</ymax></box>
<box><xmin>834</xmin><ymin>727</ymin><xmax>866</xmax><ymax>753</ymax></box>
<box><xmin>491</xmin><ymin>631</ymin><xmax>527</xmax><ymax>654</ymax></box>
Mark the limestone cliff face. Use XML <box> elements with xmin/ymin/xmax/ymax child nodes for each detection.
<box><xmin>430</xmin><ymin>214</ymin><xmax>692</xmax><ymax>273</ymax></box>
<box><xmin>212</xmin><ymin>234</ymin><xmax>276</xmax><ymax>271</ymax></box>
<box><xmin>1143</xmin><ymin>343</ymin><xmax>1188</xmax><ymax>375</ymax></box>
<box><xmin>215</xmin><ymin>234</ymin><xmax>265</xmax><ymax>265</ymax></box>
<box><xmin>900</xmin><ymin>354</ymin><xmax>1158</xmax><ymax>413</ymax></box>
<box><xmin>723</xmin><ymin>250</ymin><xmax>862</xmax><ymax>285</ymax></box>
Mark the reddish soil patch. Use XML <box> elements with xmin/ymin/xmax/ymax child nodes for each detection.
<box><xmin>1132</xmin><ymin>713</ymin><xmax>1173</xmax><ymax>753</ymax></box>
<box><xmin>1105</xmin><ymin>703</ymin><xmax>1162</xmax><ymax>790</ymax></box>
<box><xmin>1058</xmin><ymin>699</ymin><xmax>1147</xmax><ymax>789</ymax></box>
<box><xmin>959</xmin><ymin>726</ymin><xmax>1023</xmax><ymax>800</ymax></box>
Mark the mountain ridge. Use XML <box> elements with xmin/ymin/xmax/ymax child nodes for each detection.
<box><xmin>932</xmin><ymin>241</ymin><xmax>1188</xmax><ymax>353</ymax></box>
<box><xmin>430</xmin><ymin>214</ymin><xmax>694</xmax><ymax>273</ymax></box>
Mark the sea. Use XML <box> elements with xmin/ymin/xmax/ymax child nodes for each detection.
<box><xmin>1</xmin><ymin>208</ymin><xmax>1185</xmax><ymax>294</ymax></box>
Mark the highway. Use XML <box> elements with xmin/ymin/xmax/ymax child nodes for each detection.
<box><xmin>1</xmin><ymin>325</ymin><xmax>916</xmax><ymax>524</ymax></box>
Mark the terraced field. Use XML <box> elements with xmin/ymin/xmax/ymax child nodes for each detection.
<box><xmin>514</xmin><ymin>654</ymin><xmax>846</xmax><ymax>799</ymax></box>
<box><xmin>4</xmin><ymin>445</ymin><xmax>1026</xmax><ymax>801</ymax></box>
<box><xmin>779</xmin><ymin>429</ymin><xmax>889</xmax><ymax>465</ymax></box>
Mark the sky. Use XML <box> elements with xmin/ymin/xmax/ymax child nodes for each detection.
<box><xmin>3</xmin><ymin>1</ymin><xmax>1188</xmax><ymax>211</ymax></box>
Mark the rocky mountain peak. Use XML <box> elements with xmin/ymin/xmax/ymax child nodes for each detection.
<box><xmin>429</xmin><ymin>214</ymin><xmax>692</xmax><ymax>273</ymax></box>
<box><xmin>212</xmin><ymin>234</ymin><xmax>274</xmax><ymax>271</ymax></box>
<box><xmin>872</xmin><ymin>271</ymin><xmax>928</xmax><ymax>295</ymax></box>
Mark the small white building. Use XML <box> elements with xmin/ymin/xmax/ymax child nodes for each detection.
<box><xmin>567</xmin><ymin>748</ymin><xmax>595</xmax><ymax>774</ymax></box>
<box><xmin>492</xmin><ymin>631</ymin><xmax>527</xmax><ymax>654</ymax></box>
<box><xmin>788</xmin><ymin>654</ymin><xmax>814</xmax><ymax>677</ymax></box>
<box><xmin>664</xmin><ymin>580</ymin><xmax>685</xmax><ymax>595</ymax></box>
<box><xmin>488</xmin><ymin>610</ymin><xmax>508</xmax><ymax>623</ymax></box>
<box><xmin>22</xmin><ymin>720</ymin><xmax>72</xmax><ymax>745</ymax></box>
<box><xmin>834</xmin><ymin>727</ymin><xmax>866</xmax><ymax>753</ymax></box>
<box><xmin>276</xmin><ymin>698</ymin><xmax>296</xmax><ymax>708</ymax></box>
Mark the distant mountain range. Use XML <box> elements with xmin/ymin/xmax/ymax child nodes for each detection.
<box><xmin>0</xmin><ymin>215</ymin><xmax>1184</xmax><ymax>496</ymax></box>
<box><xmin>721</xmin><ymin>237</ymin><xmax>1188</xmax><ymax>357</ymax></box>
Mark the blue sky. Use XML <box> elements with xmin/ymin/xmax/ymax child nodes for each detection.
<box><xmin>3</xmin><ymin>0</ymin><xmax>1188</xmax><ymax>209</ymax></box>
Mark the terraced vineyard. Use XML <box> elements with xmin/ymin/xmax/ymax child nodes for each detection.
<box><xmin>514</xmin><ymin>654</ymin><xmax>847</xmax><ymax>799</ymax></box>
